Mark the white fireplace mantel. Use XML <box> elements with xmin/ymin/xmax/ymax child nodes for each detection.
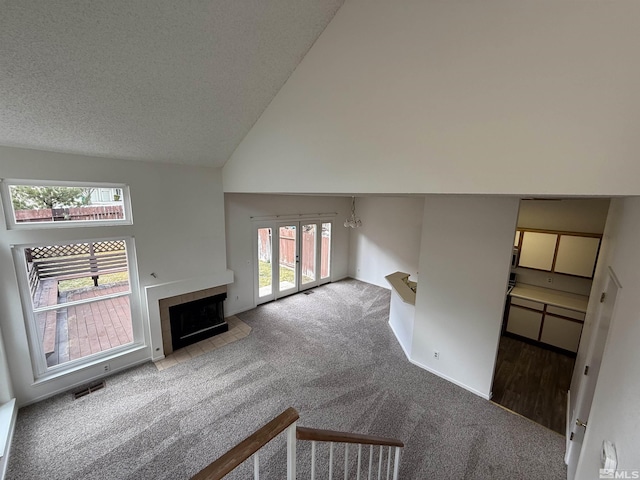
<box><xmin>144</xmin><ymin>269</ymin><xmax>234</xmax><ymax>361</ymax></box>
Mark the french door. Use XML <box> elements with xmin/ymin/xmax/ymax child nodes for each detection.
<box><xmin>255</xmin><ymin>220</ymin><xmax>332</xmax><ymax>305</ymax></box>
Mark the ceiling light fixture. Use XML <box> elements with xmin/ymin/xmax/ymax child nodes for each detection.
<box><xmin>344</xmin><ymin>196</ymin><xmax>362</xmax><ymax>228</ymax></box>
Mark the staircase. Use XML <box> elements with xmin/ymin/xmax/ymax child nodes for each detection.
<box><xmin>191</xmin><ymin>408</ymin><xmax>404</xmax><ymax>480</ymax></box>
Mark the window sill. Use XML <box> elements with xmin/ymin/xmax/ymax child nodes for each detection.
<box><xmin>0</xmin><ymin>399</ymin><xmax>16</xmax><ymax>460</ymax></box>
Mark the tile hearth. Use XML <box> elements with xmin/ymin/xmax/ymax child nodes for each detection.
<box><xmin>153</xmin><ymin>315</ymin><xmax>251</xmax><ymax>371</ymax></box>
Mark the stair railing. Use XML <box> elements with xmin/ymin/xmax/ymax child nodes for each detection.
<box><xmin>296</xmin><ymin>426</ymin><xmax>403</xmax><ymax>480</ymax></box>
<box><xmin>190</xmin><ymin>408</ymin><xmax>404</xmax><ymax>480</ymax></box>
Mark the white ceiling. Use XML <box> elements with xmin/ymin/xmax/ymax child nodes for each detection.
<box><xmin>0</xmin><ymin>0</ymin><xmax>344</xmax><ymax>167</ymax></box>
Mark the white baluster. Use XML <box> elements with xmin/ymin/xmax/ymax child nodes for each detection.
<box><xmin>329</xmin><ymin>442</ymin><xmax>334</xmax><ymax>480</ymax></box>
<box><xmin>311</xmin><ymin>441</ymin><xmax>316</xmax><ymax>480</ymax></box>
<box><xmin>356</xmin><ymin>444</ymin><xmax>362</xmax><ymax>480</ymax></box>
<box><xmin>377</xmin><ymin>446</ymin><xmax>383</xmax><ymax>480</ymax></box>
<box><xmin>344</xmin><ymin>444</ymin><xmax>349</xmax><ymax>480</ymax></box>
<box><xmin>254</xmin><ymin>452</ymin><xmax>260</xmax><ymax>480</ymax></box>
<box><xmin>386</xmin><ymin>446</ymin><xmax>391</xmax><ymax>480</ymax></box>
<box><xmin>392</xmin><ymin>447</ymin><xmax>401</xmax><ymax>480</ymax></box>
<box><xmin>286</xmin><ymin>422</ymin><xmax>297</xmax><ymax>480</ymax></box>
<box><xmin>368</xmin><ymin>445</ymin><xmax>373</xmax><ymax>480</ymax></box>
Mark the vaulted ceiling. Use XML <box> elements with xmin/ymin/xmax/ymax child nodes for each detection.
<box><xmin>0</xmin><ymin>0</ymin><xmax>344</xmax><ymax>166</ymax></box>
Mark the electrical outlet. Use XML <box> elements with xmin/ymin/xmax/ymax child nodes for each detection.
<box><xmin>103</xmin><ymin>363</ymin><xmax>110</xmax><ymax>373</ymax></box>
<box><xmin>546</xmin><ymin>277</ymin><xmax>553</xmax><ymax>284</ymax></box>
<box><xmin>434</xmin><ymin>351</ymin><xmax>439</xmax><ymax>360</ymax></box>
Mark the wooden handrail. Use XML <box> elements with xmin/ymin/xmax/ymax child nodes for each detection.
<box><xmin>191</xmin><ymin>407</ymin><xmax>299</xmax><ymax>480</ymax></box>
<box><xmin>296</xmin><ymin>426</ymin><xmax>404</xmax><ymax>448</ymax></box>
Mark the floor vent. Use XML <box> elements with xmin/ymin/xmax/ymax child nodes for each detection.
<box><xmin>303</xmin><ymin>290</ymin><xmax>315</xmax><ymax>295</ymax></box>
<box><xmin>73</xmin><ymin>381</ymin><xmax>106</xmax><ymax>400</ymax></box>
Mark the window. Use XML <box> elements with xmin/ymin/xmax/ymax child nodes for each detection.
<box><xmin>13</xmin><ymin>238</ymin><xmax>142</xmax><ymax>378</ymax></box>
<box><xmin>2</xmin><ymin>179</ymin><xmax>142</xmax><ymax>380</ymax></box>
<box><xmin>0</xmin><ymin>180</ymin><xmax>132</xmax><ymax>229</ymax></box>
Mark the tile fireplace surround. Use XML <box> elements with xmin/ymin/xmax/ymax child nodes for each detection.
<box><xmin>145</xmin><ymin>270</ymin><xmax>234</xmax><ymax>361</ymax></box>
<box><xmin>159</xmin><ymin>285</ymin><xmax>227</xmax><ymax>356</ymax></box>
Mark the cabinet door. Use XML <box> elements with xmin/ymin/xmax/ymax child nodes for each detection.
<box><xmin>506</xmin><ymin>305</ymin><xmax>543</xmax><ymax>340</ymax></box>
<box><xmin>554</xmin><ymin>235</ymin><xmax>600</xmax><ymax>278</ymax></box>
<box><xmin>540</xmin><ymin>314</ymin><xmax>583</xmax><ymax>352</ymax></box>
<box><xmin>518</xmin><ymin>231</ymin><xmax>558</xmax><ymax>271</ymax></box>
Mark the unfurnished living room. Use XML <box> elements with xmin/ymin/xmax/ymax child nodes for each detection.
<box><xmin>1</xmin><ymin>1</ymin><xmax>640</xmax><ymax>479</ymax></box>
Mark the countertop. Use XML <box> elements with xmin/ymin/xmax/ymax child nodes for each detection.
<box><xmin>509</xmin><ymin>283</ymin><xmax>589</xmax><ymax>313</ymax></box>
<box><xmin>385</xmin><ymin>271</ymin><xmax>416</xmax><ymax>306</ymax></box>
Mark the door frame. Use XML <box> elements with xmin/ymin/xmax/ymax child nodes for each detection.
<box><xmin>565</xmin><ymin>266</ymin><xmax>621</xmax><ymax>477</ymax></box>
<box><xmin>253</xmin><ymin>219</ymin><xmax>333</xmax><ymax>306</ymax></box>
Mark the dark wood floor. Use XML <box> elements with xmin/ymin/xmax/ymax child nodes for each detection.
<box><xmin>491</xmin><ymin>335</ymin><xmax>575</xmax><ymax>434</ymax></box>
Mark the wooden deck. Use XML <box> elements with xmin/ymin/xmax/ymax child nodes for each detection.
<box><xmin>33</xmin><ymin>280</ymin><xmax>133</xmax><ymax>367</ymax></box>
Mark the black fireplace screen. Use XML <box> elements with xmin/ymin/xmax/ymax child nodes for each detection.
<box><xmin>169</xmin><ymin>293</ymin><xmax>228</xmax><ymax>351</ymax></box>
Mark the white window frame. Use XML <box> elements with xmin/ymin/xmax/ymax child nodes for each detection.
<box><xmin>0</xmin><ymin>179</ymin><xmax>133</xmax><ymax>230</ymax></box>
<box><xmin>253</xmin><ymin>217</ymin><xmax>334</xmax><ymax>306</ymax></box>
<box><xmin>11</xmin><ymin>236</ymin><xmax>145</xmax><ymax>381</ymax></box>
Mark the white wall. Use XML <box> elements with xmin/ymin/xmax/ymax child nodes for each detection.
<box><xmin>517</xmin><ymin>198</ymin><xmax>610</xmax><ymax>234</ymax></box>
<box><xmin>223</xmin><ymin>0</ymin><xmax>640</xmax><ymax>196</ymax></box>
<box><xmin>0</xmin><ymin>146</ymin><xmax>227</xmax><ymax>405</ymax></box>
<box><xmin>411</xmin><ymin>195</ymin><xmax>519</xmax><ymax>398</ymax></box>
<box><xmin>224</xmin><ymin>194</ymin><xmax>351</xmax><ymax>315</ymax></box>
<box><xmin>575</xmin><ymin>198</ymin><xmax>640</xmax><ymax>478</ymax></box>
<box><xmin>348</xmin><ymin>196</ymin><xmax>424</xmax><ymax>288</ymax></box>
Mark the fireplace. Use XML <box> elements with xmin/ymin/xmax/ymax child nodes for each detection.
<box><xmin>169</xmin><ymin>292</ymin><xmax>228</xmax><ymax>351</ymax></box>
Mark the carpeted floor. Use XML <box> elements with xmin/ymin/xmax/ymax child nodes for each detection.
<box><xmin>7</xmin><ymin>279</ymin><xmax>567</xmax><ymax>479</ymax></box>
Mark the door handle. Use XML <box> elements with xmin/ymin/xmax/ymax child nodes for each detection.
<box><xmin>576</xmin><ymin>419</ymin><xmax>587</xmax><ymax>429</ymax></box>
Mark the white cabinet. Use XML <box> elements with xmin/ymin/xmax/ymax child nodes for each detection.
<box><xmin>518</xmin><ymin>232</ymin><xmax>558</xmax><ymax>271</ymax></box>
<box><xmin>554</xmin><ymin>235</ymin><xmax>600</xmax><ymax>278</ymax></box>
<box><xmin>540</xmin><ymin>315</ymin><xmax>583</xmax><ymax>352</ymax></box>
<box><xmin>506</xmin><ymin>305</ymin><xmax>543</xmax><ymax>340</ymax></box>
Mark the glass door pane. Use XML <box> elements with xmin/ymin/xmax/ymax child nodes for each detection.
<box><xmin>278</xmin><ymin>225</ymin><xmax>297</xmax><ymax>294</ymax></box>
<box><xmin>301</xmin><ymin>224</ymin><xmax>317</xmax><ymax>286</ymax></box>
<box><xmin>257</xmin><ymin>227</ymin><xmax>273</xmax><ymax>298</ymax></box>
<box><xmin>321</xmin><ymin>222</ymin><xmax>332</xmax><ymax>280</ymax></box>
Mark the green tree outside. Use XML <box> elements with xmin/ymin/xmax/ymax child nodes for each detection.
<box><xmin>10</xmin><ymin>186</ymin><xmax>86</xmax><ymax>210</ymax></box>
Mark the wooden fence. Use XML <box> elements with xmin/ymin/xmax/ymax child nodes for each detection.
<box><xmin>15</xmin><ymin>205</ymin><xmax>124</xmax><ymax>223</ymax></box>
<box><xmin>259</xmin><ymin>228</ymin><xmax>330</xmax><ymax>280</ymax></box>
<box><xmin>26</xmin><ymin>240</ymin><xmax>128</xmax><ymax>294</ymax></box>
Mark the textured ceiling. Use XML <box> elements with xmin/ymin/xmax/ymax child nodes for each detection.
<box><xmin>0</xmin><ymin>0</ymin><xmax>344</xmax><ymax>166</ymax></box>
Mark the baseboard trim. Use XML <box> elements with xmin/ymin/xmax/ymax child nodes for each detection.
<box><xmin>19</xmin><ymin>357</ymin><xmax>151</xmax><ymax>408</ymax></box>
<box><xmin>387</xmin><ymin>316</ymin><xmax>490</xmax><ymax>400</ymax></box>
<box><xmin>388</xmin><ymin>321</ymin><xmax>412</xmax><ymax>359</ymax></box>
<box><xmin>408</xmin><ymin>358</ymin><xmax>491</xmax><ymax>400</ymax></box>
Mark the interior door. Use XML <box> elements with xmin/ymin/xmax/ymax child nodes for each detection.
<box><xmin>566</xmin><ymin>268</ymin><xmax>620</xmax><ymax>478</ymax></box>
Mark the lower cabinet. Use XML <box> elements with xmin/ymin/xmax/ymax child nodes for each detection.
<box><xmin>540</xmin><ymin>314</ymin><xmax>583</xmax><ymax>352</ymax></box>
<box><xmin>506</xmin><ymin>298</ymin><xmax>584</xmax><ymax>353</ymax></box>
<box><xmin>506</xmin><ymin>306</ymin><xmax>543</xmax><ymax>340</ymax></box>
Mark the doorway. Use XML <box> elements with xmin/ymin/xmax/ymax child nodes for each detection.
<box><xmin>491</xmin><ymin>198</ymin><xmax>611</xmax><ymax>433</ymax></box>
<box><xmin>255</xmin><ymin>220</ymin><xmax>332</xmax><ymax>305</ymax></box>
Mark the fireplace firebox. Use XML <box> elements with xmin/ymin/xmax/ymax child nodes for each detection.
<box><xmin>169</xmin><ymin>293</ymin><xmax>228</xmax><ymax>351</ymax></box>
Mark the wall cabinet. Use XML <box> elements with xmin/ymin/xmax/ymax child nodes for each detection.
<box><xmin>554</xmin><ymin>235</ymin><xmax>600</xmax><ymax>277</ymax></box>
<box><xmin>515</xmin><ymin>229</ymin><xmax>601</xmax><ymax>278</ymax></box>
<box><xmin>518</xmin><ymin>231</ymin><xmax>558</xmax><ymax>271</ymax></box>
